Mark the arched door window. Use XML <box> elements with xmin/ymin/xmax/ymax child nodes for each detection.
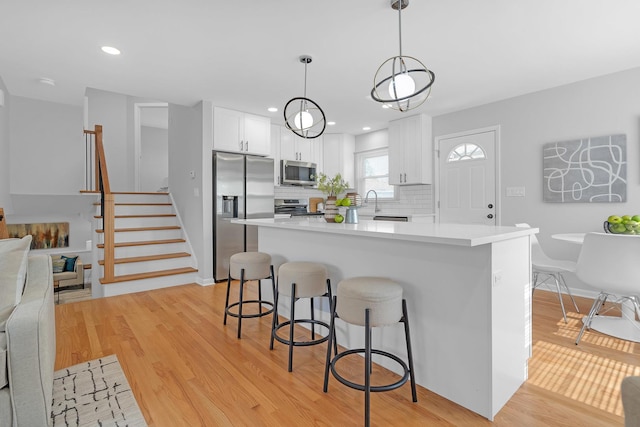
<box><xmin>447</xmin><ymin>143</ymin><xmax>486</xmax><ymax>162</ymax></box>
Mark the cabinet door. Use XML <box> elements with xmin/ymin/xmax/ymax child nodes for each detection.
<box><xmin>402</xmin><ymin>114</ymin><xmax>422</xmax><ymax>184</ymax></box>
<box><xmin>388</xmin><ymin>121</ymin><xmax>404</xmax><ymax>185</ymax></box>
<box><xmin>321</xmin><ymin>134</ymin><xmax>341</xmax><ymax>178</ymax></box>
<box><xmin>279</xmin><ymin>128</ymin><xmax>297</xmax><ymax>161</ymax></box>
<box><xmin>269</xmin><ymin>125</ymin><xmax>281</xmax><ymax>185</ymax></box>
<box><xmin>295</xmin><ymin>135</ymin><xmax>312</xmax><ymax>162</ymax></box>
<box><xmin>213</xmin><ymin>107</ymin><xmax>243</xmax><ymax>152</ymax></box>
<box><xmin>243</xmin><ymin>114</ymin><xmax>271</xmax><ymax>156</ymax></box>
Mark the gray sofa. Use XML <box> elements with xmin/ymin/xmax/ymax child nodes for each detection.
<box><xmin>1</xmin><ymin>245</ymin><xmax>55</xmax><ymax>426</ymax></box>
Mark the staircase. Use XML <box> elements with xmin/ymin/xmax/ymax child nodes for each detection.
<box><xmin>92</xmin><ymin>192</ymin><xmax>198</xmax><ymax>297</ymax></box>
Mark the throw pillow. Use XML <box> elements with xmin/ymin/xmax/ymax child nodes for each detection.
<box><xmin>61</xmin><ymin>255</ymin><xmax>78</xmax><ymax>272</ymax></box>
<box><xmin>0</xmin><ymin>235</ymin><xmax>31</xmax><ymax>307</ymax></box>
<box><xmin>52</xmin><ymin>258</ymin><xmax>66</xmax><ymax>273</ymax></box>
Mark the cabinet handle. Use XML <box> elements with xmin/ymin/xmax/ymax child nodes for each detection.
<box><xmin>404</xmin><ymin>173</ymin><xmax>407</xmax><ymax>182</ymax></box>
<box><xmin>245</xmin><ymin>141</ymin><xmax>249</xmax><ymax>151</ymax></box>
<box><xmin>239</xmin><ymin>141</ymin><xmax>243</xmax><ymax>151</ymax></box>
<box><xmin>399</xmin><ymin>173</ymin><xmax>402</xmax><ymax>182</ymax></box>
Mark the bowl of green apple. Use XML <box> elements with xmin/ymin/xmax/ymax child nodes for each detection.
<box><xmin>605</xmin><ymin>215</ymin><xmax>640</xmax><ymax>234</ymax></box>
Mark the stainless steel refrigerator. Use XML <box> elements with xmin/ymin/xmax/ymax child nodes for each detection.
<box><xmin>213</xmin><ymin>151</ymin><xmax>274</xmax><ymax>282</ymax></box>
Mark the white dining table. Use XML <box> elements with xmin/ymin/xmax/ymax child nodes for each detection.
<box><xmin>552</xmin><ymin>232</ymin><xmax>640</xmax><ymax>343</ymax></box>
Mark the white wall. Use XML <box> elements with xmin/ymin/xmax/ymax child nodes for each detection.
<box><xmin>433</xmin><ymin>66</ymin><xmax>640</xmax><ymax>293</ymax></box>
<box><xmin>168</xmin><ymin>101</ymin><xmax>213</xmax><ymax>283</ymax></box>
<box><xmin>0</xmin><ymin>77</ymin><xmax>11</xmax><ymax>212</ymax></box>
<box><xmin>9</xmin><ymin>96</ymin><xmax>84</xmax><ymax>195</ymax></box>
<box><xmin>140</xmin><ymin>126</ymin><xmax>168</xmax><ymax>192</ymax></box>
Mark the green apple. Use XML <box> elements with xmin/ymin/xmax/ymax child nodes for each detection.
<box><xmin>334</xmin><ymin>214</ymin><xmax>344</xmax><ymax>223</ymax></box>
<box><xmin>608</xmin><ymin>215</ymin><xmax>622</xmax><ymax>224</ymax></box>
<box><xmin>622</xmin><ymin>215</ymin><xmax>632</xmax><ymax>222</ymax></box>
<box><xmin>342</xmin><ymin>198</ymin><xmax>351</xmax><ymax>207</ymax></box>
<box><xmin>632</xmin><ymin>215</ymin><xmax>640</xmax><ymax>222</ymax></box>
<box><xmin>611</xmin><ymin>223</ymin><xmax>626</xmax><ymax>234</ymax></box>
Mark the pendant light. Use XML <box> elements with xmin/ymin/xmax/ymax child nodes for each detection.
<box><xmin>284</xmin><ymin>55</ymin><xmax>326</xmax><ymax>139</ymax></box>
<box><xmin>371</xmin><ymin>0</ymin><xmax>435</xmax><ymax>112</ymax></box>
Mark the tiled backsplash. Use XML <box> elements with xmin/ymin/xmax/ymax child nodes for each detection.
<box><xmin>274</xmin><ymin>185</ymin><xmax>433</xmax><ymax>215</ymax></box>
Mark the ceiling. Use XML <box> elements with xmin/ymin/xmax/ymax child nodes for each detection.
<box><xmin>2</xmin><ymin>0</ymin><xmax>640</xmax><ymax>135</ymax></box>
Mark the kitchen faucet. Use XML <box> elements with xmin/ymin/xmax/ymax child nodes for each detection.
<box><xmin>364</xmin><ymin>190</ymin><xmax>381</xmax><ymax>213</ymax></box>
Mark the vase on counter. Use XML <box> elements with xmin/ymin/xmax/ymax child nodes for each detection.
<box><xmin>324</xmin><ymin>196</ymin><xmax>338</xmax><ymax>223</ymax></box>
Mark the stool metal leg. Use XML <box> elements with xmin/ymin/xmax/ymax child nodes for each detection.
<box><xmin>258</xmin><ymin>278</ymin><xmax>263</xmax><ymax>313</ymax></box>
<box><xmin>270</xmin><ymin>277</ymin><xmax>279</xmax><ymax>350</ymax></box>
<box><xmin>288</xmin><ymin>282</ymin><xmax>296</xmax><ymax>372</ymax></box>
<box><xmin>310</xmin><ymin>297</ymin><xmax>316</xmax><ymax>340</ymax></box>
<box><xmin>223</xmin><ymin>271</ymin><xmax>232</xmax><ymax>325</ymax></box>
<box><xmin>323</xmin><ymin>295</ymin><xmax>337</xmax><ymax>393</ymax></box>
<box><xmin>364</xmin><ymin>308</ymin><xmax>371</xmax><ymax>427</ymax></box>
<box><xmin>402</xmin><ymin>299</ymin><xmax>418</xmax><ymax>402</ymax></box>
<box><xmin>237</xmin><ymin>268</ymin><xmax>245</xmax><ymax>339</ymax></box>
<box><xmin>326</xmin><ymin>279</ymin><xmax>337</xmax><ymax>356</ymax></box>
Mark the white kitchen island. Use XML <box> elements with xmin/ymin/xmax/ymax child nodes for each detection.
<box><xmin>234</xmin><ymin>217</ymin><xmax>537</xmax><ymax>420</ymax></box>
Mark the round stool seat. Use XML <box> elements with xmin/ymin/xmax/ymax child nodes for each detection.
<box><xmin>230</xmin><ymin>252</ymin><xmax>271</xmax><ymax>280</ymax></box>
<box><xmin>337</xmin><ymin>277</ymin><xmax>403</xmax><ymax>327</ymax></box>
<box><xmin>278</xmin><ymin>262</ymin><xmax>328</xmax><ymax>298</ymax></box>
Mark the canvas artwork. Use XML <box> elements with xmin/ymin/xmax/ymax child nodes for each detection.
<box><xmin>543</xmin><ymin>134</ymin><xmax>626</xmax><ymax>203</ymax></box>
<box><xmin>7</xmin><ymin>222</ymin><xmax>69</xmax><ymax>249</ymax></box>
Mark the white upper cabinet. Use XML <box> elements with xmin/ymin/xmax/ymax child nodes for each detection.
<box><xmin>322</xmin><ymin>133</ymin><xmax>355</xmax><ymax>186</ymax></box>
<box><xmin>213</xmin><ymin>107</ymin><xmax>270</xmax><ymax>156</ymax></box>
<box><xmin>279</xmin><ymin>129</ymin><xmax>314</xmax><ymax>162</ymax></box>
<box><xmin>388</xmin><ymin>114</ymin><xmax>432</xmax><ymax>185</ymax></box>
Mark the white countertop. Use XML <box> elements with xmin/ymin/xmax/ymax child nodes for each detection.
<box><xmin>235</xmin><ymin>217</ymin><xmax>537</xmax><ymax>247</ymax></box>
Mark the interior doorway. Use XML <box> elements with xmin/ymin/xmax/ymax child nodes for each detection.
<box><xmin>134</xmin><ymin>103</ymin><xmax>168</xmax><ymax>192</ymax></box>
<box><xmin>434</xmin><ymin>126</ymin><xmax>500</xmax><ymax>225</ymax></box>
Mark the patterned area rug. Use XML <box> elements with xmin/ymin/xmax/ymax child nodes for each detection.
<box><xmin>51</xmin><ymin>355</ymin><xmax>147</xmax><ymax>427</ymax></box>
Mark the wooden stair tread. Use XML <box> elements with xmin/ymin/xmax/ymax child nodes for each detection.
<box><xmin>98</xmin><ymin>252</ymin><xmax>191</xmax><ymax>265</ymax></box>
<box><xmin>100</xmin><ymin>267</ymin><xmax>198</xmax><ymax>284</ymax></box>
<box><xmin>94</xmin><ymin>214</ymin><xmax>177</xmax><ymax>219</ymax></box>
<box><xmin>97</xmin><ymin>238</ymin><xmax>186</xmax><ymax>248</ymax></box>
<box><xmin>96</xmin><ymin>225</ymin><xmax>181</xmax><ymax>233</ymax></box>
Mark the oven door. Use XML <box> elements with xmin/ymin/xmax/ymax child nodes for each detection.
<box><xmin>281</xmin><ymin>160</ymin><xmax>317</xmax><ymax>186</ymax></box>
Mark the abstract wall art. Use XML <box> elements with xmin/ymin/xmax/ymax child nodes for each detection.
<box><xmin>6</xmin><ymin>222</ymin><xmax>69</xmax><ymax>249</ymax></box>
<box><xmin>543</xmin><ymin>134</ymin><xmax>626</xmax><ymax>203</ymax></box>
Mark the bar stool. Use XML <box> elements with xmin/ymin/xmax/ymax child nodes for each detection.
<box><xmin>224</xmin><ymin>251</ymin><xmax>276</xmax><ymax>339</ymax></box>
<box><xmin>323</xmin><ymin>277</ymin><xmax>417</xmax><ymax>427</ymax></box>
<box><xmin>270</xmin><ymin>261</ymin><xmax>336</xmax><ymax>372</ymax></box>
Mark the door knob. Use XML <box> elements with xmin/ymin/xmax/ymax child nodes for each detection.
<box><xmin>487</xmin><ymin>214</ymin><xmax>494</xmax><ymax>219</ymax></box>
<box><xmin>488</xmin><ymin>204</ymin><xmax>493</xmax><ymax>209</ymax></box>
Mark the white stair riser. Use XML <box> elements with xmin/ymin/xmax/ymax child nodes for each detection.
<box><xmin>96</xmin><ymin>229</ymin><xmax>182</xmax><ymax>243</ymax></box>
<box><xmin>101</xmin><ymin>272</ymin><xmax>198</xmax><ymax>297</ymax></box>
<box><xmin>111</xmin><ymin>258</ymin><xmax>193</xmax><ymax>276</ymax></box>
<box><xmin>114</xmin><ymin>216</ymin><xmax>178</xmax><ymax>228</ymax></box>
<box><xmin>99</xmin><ymin>242</ymin><xmax>189</xmax><ymax>258</ymax></box>
<box><xmin>113</xmin><ymin>194</ymin><xmax>171</xmax><ymax>204</ymax></box>
<box><xmin>97</xmin><ymin>205</ymin><xmax>174</xmax><ymax>216</ymax></box>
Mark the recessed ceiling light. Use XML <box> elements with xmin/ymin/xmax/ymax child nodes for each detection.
<box><xmin>363</xmin><ymin>126</ymin><xmax>371</xmax><ymax>131</ymax></box>
<box><xmin>327</xmin><ymin>121</ymin><xmax>336</xmax><ymax>126</ymax></box>
<box><xmin>101</xmin><ymin>46</ymin><xmax>121</xmax><ymax>55</ymax></box>
<box><xmin>39</xmin><ymin>77</ymin><xmax>55</xmax><ymax>86</ymax></box>
<box><xmin>267</xmin><ymin>107</ymin><xmax>278</xmax><ymax>113</ymax></box>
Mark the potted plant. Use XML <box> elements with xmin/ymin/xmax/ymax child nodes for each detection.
<box><xmin>316</xmin><ymin>173</ymin><xmax>349</xmax><ymax>222</ymax></box>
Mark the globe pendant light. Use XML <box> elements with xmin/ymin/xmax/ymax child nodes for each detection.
<box><xmin>284</xmin><ymin>55</ymin><xmax>326</xmax><ymax>139</ymax></box>
<box><xmin>371</xmin><ymin>0</ymin><xmax>435</xmax><ymax>112</ymax></box>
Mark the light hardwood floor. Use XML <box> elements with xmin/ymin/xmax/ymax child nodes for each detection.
<box><xmin>55</xmin><ymin>282</ymin><xmax>639</xmax><ymax>426</ymax></box>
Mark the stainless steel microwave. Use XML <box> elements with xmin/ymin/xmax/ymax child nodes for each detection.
<box><xmin>281</xmin><ymin>160</ymin><xmax>317</xmax><ymax>186</ymax></box>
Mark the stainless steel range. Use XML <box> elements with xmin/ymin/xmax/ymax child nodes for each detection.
<box><xmin>274</xmin><ymin>198</ymin><xmax>324</xmax><ymax>217</ymax></box>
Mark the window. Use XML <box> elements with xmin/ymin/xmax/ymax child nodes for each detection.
<box><xmin>447</xmin><ymin>143</ymin><xmax>486</xmax><ymax>162</ymax></box>
<box><xmin>355</xmin><ymin>148</ymin><xmax>395</xmax><ymax>199</ymax></box>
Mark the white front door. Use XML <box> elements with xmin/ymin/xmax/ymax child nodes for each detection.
<box><xmin>437</xmin><ymin>129</ymin><xmax>497</xmax><ymax>225</ymax></box>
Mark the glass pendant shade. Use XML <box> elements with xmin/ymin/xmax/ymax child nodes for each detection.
<box><xmin>293</xmin><ymin>110</ymin><xmax>314</xmax><ymax>130</ymax></box>
<box><xmin>388</xmin><ymin>72</ymin><xmax>416</xmax><ymax>99</ymax></box>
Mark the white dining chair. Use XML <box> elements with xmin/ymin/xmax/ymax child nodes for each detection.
<box><xmin>574</xmin><ymin>232</ymin><xmax>640</xmax><ymax>345</ymax></box>
<box><xmin>515</xmin><ymin>223</ymin><xmax>580</xmax><ymax>323</ymax></box>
